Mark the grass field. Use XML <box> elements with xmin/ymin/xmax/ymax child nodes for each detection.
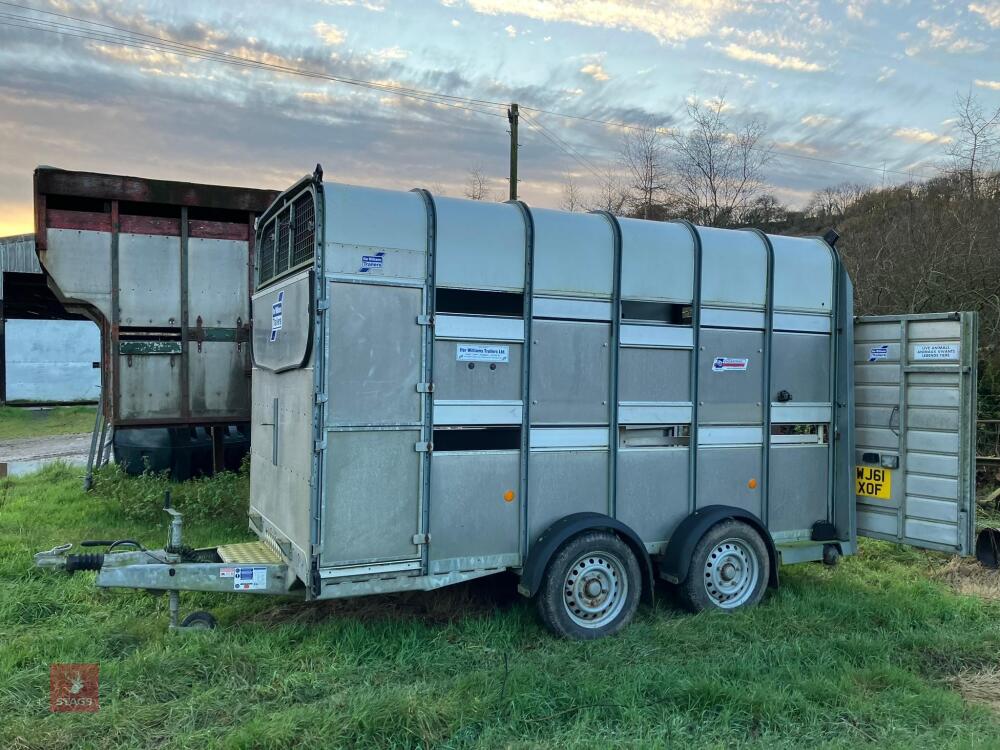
<box><xmin>1</xmin><ymin>464</ymin><xmax>999</xmax><ymax>749</ymax></box>
<box><xmin>0</xmin><ymin>405</ymin><xmax>96</xmax><ymax>441</ymax></box>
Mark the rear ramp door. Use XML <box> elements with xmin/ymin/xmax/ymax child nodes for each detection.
<box><xmin>853</xmin><ymin>313</ymin><xmax>977</xmax><ymax>554</ymax></box>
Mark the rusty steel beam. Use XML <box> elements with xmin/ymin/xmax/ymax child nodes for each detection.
<box><xmin>34</xmin><ymin>167</ymin><xmax>279</xmax><ymax>251</ymax></box>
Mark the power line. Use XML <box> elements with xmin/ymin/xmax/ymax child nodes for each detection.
<box><xmin>0</xmin><ymin>0</ymin><xmax>940</xmax><ymax>182</ymax></box>
<box><xmin>0</xmin><ymin>3</ymin><xmax>508</xmax><ymax>117</ymax></box>
<box><xmin>519</xmin><ymin>111</ymin><xmax>605</xmax><ymax>180</ymax></box>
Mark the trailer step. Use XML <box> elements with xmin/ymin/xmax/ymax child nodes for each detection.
<box><xmin>217</xmin><ymin>541</ymin><xmax>284</xmax><ymax>565</ymax></box>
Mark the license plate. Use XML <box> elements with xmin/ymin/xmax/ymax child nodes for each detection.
<box><xmin>856</xmin><ymin>466</ymin><xmax>892</xmax><ymax>500</ymax></box>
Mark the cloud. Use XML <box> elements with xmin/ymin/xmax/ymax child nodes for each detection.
<box><xmin>975</xmin><ymin>78</ymin><xmax>1000</xmax><ymax>90</ymax></box>
<box><xmin>580</xmin><ymin>62</ymin><xmax>610</xmax><ymax>81</ymax></box>
<box><xmin>846</xmin><ymin>2</ymin><xmax>866</xmax><ymax>20</ymax></box>
<box><xmin>370</xmin><ymin>46</ymin><xmax>409</xmax><ymax>61</ymax></box>
<box><xmin>504</xmin><ymin>24</ymin><xmax>517</xmax><ymax>38</ymax></box>
<box><xmin>313</xmin><ymin>21</ymin><xmax>346</xmax><ymax>45</ymax></box>
<box><xmin>714</xmin><ymin>43</ymin><xmax>826</xmax><ymax>72</ymax></box>
<box><xmin>969</xmin><ymin>2</ymin><xmax>1000</xmax><ymax>28</ymax></box>
<box><xmin>317</xmin><ymin>0</ymin><xmax>386</xmax><ymax>10</ymax></box>
<box><xmin>876</xmin><ymin>66</ymin><xmax>895</xmax><ymax>82</ymax></box>
<box><xmin>716</xmin><ymin>27</ymin><xmax>808</xmax><ymax>51</ymax></box>
<box><xmin>451</xmin><ymin>0</ymin><xmax>744</xmax><ymax>44</ymax></box>
<box><xmin>451</xmin><ymin>18</ymin><xmax>461</xmax><ymax>27</ymax></box>
<box><xmin>892</xmin><ymin>127</ymin><xmax>953</xmax><ymax>144</ymax></box>
<box><xmin>801</xmin><ymin>114</ymin><xmax>842</xmax><ymax>127</ymax></box>
<box><xmin>912</xmin><ymin>19</ymin><xmax>987</xmax><ymax>54</ymax></box>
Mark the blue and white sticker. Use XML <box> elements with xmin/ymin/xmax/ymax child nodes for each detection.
<box><xmin>457</xmin><ymin>344</ymin><xmax>509</xmax><ymax>363</ymax></box>
<box><xmin>359</xmin><ymin>252</ymin><xmax>385</xmax><ymax>273</ymax></box>
<box><xmin>226</xmin><ymin>566</ymin><xmax>267</xmax><ymax>591</ymax></box>
<box><xmin>269</xmin><ymin>291</ymin><xmax>284</xmax><ymax>343</ymax></box>
<box><xmin>712</xmin><ymin>357</ymin><xmax>749</xmax><ymax>372</ymax></box>
<box><xmin>868</xmin><ymin>344</ymin><xmax>888</xmax><ymax>362</ymax></box>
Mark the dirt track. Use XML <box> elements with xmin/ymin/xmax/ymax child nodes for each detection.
<box><xmin>0</xmin><ymin>433</ymin><xmax>91</xmax><ymax>469</ymax></box>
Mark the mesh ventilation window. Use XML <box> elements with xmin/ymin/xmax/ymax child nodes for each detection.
<box><xmin>292</xmin><ymin>192</ymin><xmax>316</xmax><ymax>267</ymax></box>
<box><xmin>258</xmin><ymin>226</ymin><xmax>276</xmax><ymax>285</ymax></box>
<box><xmin>275</xmin><ymin>217</ymin><xmax>290</xmax><ymax>275</ymax></box>
<box><xmin>257</xmin><ymin>189</ymin><xmax>317</xmax><ymax>289</ymax></box>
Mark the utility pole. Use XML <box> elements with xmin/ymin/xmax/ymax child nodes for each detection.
<box><xmin>507</xmin><ymin>102</ymin><xmax>519</xmax><ymax>201</ymax></box>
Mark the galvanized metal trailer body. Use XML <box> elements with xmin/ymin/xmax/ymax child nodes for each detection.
<box><xmin>244</xmin><ymin>173</ymin><xmax>978</xmax><ymax>614</ymax></box>
<box><xmin>37</xmin><ymin>170</ymin><xmax>979</xmax><ymax>636</ymax></box>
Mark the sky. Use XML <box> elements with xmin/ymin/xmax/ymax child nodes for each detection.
<box><xmin>1</xmin><ymin>0</ymin><xmax>999</xmax><ymax>235</ymax></box>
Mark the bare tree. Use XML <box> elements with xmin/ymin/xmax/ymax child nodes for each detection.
<box><xmin>621</xmin><ymin>127</ymin><xmax>669</xmax><ymax>219</ymax></box>
<box><xmin>588</xmin><ymin>167</ymin><xmax>631</xmax><ymax>214</ymax></box>
<box><xmin>561</xmin><ymin>179</ymin><xmax>583</xmax><ymax>212</ymax></box>
<box><xmin>739</xmin><ymin>193</ymin><xmax>787</xmax><ymax>226</ymax></box>
<box><xmin>947</xmin><ymin>89</ymin><xmax>1000</xmax><ymax>198</ymax></box>
<box><xmin>806</xmin><ymin>182</ymin><xmax>869</xmax><ymax>220</ymax></box>
<box><xmin>668</xmin><ymin>95</ymin><xmax>773</xmax><ymax>227</ymax></box>
<box><xmin>464</xmin><ymin>167</ymin><xmax>489</xmax><ymax>201</ymax></box>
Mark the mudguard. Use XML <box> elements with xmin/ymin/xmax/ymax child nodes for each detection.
<box><xmin>658</xmin><ymin>505</ymin><xmax>780</xmax><ymax>588</ymax></box>
<box><xmin>518</xmin><ymin>512</ymin><xmax>654</xmax><ymax>604</ymax></box>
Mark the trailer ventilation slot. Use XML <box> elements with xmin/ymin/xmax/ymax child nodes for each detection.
<box><xmin>621</xmin><ymin>301</ymin><xmax>691</xmax><ymax>325</ymax></box>
<box><xmin>436</xmin><ymin>289</ymin><xmax>524</xmax><ymax>318</ymax></box>
<box><xmin>433</xmin><ymin>426</ymin><xmax>521</xmax><ymax>452</ymax></box>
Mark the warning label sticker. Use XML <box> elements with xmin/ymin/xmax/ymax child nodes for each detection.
<box><xmin>914</xmin><ymin>343</ymin><xmax>959</xmax><ymax>361</ymax></box>
<box><xmin>231</xmin><ymin>567</ymin><xmax>267</xmax><ymax>591</ymax></box>
<box><xmin>712</xmin><ymin>357</ymin><xmax>749</xmax><ymax>372</ymax></box>
<box><xmin>868</xmin><ymin>344</ymin><xmax>889</xmax><ymax>362</ymax></box>
<box><xmin>457</xmin><ymin>344</ymin><xmax>509</xmax><ymax>363</ymax></box>
<box><xmin>269</xmin><ymin>291</ymin><xmax>284</xmax><ymax>343</ymax></box>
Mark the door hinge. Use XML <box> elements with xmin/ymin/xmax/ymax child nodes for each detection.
<box><xmin>414</xmin><ymin>441</ymin><xmax>432</xmax><ymax>453</ymax></box>
<box><xmin>317</xmin><ymin>299</ymin><xmax>330</xmax><ymax>311</ymax></box>
<box><xmin>416</xmin><ymin>382</ymin><xmax>434</xmax><ymax>393</ymax></box>
<box><xmin>315</xmin><ymin>392</ymin><xmax>328</xmax><ymax>404</ymax></box>
<box><xmin>314</xmin><ymin>438</ymin><xmax>327</xmax><ymax>452</ymax></box>
<box><xmin>412</xmin><ymin>533</ymin><xmax>430</xmax><ymax>545</ymax></box>
<box><xmin>416</xmin><ymin>314</ymin><xmax>434</xmax><ymax>326</ymax></box>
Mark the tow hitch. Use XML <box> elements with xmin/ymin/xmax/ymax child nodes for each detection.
<box><xmin>34</xmin><ymin>493</ymin><xmax>299</xmax><ymax>631</ymax></box>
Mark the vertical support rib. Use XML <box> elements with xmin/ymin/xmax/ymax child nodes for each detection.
<box><xmin>595</xmin><ymin>211</ymin><xmax>623</xmax><ymax>519</ymax></box>
<box><xmin>412</xmin><ymin>188</ymin><xmax>438</xmax><ymax>576</ymax></box>
<box><xmin>742</xmin><ymin>228</ymin><xmax>775</xmax><ymax>525</ymax></box>
<box><xmin>677</xmin><ymin>221</ymin><xmax>703</xmax><ymax>515</ymax></box>
<box><xmin>510</xmin><ymin>200</ymin><xmax>535</xmax><ymax>561</ymax></box>
<box><xmin>180</xmin><ymin>206</ymin><xmax>191</xmax><ymax>420</ymax></box>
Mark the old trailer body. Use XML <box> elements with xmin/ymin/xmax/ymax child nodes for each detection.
<box><xmin>38</xmin><ymin>169</ymin><xmax>978</xmax><ymax>636</ymax></box>
<box><xmin>244</xmin><ymin>172</ymin><xmax>977</xmax><ymax>619</ymax></box>
<box><xmin>33</xmin><ymin>167</ymin><xmax>279</xmax><ymax>428</ymax></box>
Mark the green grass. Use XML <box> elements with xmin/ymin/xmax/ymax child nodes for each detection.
<box><xmin>1</xmin><ymin>464</ymin><xmax>1000</xmax><ymax>749</ymax></box>
<box><xmin>0</xmin><ymin>405</ymin><xmax>97</xmax><ymax>441</ymax></box>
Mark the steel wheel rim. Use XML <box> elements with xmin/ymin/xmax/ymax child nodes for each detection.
<box><xmin>563</xmin><ymin>551</ymin><xmax>628</xmax><ymax>629</ymax></box>
<box><xmin>703</xmin><ymin>537</ymin><xmax>759</xmax><ymax>609</ymax></box>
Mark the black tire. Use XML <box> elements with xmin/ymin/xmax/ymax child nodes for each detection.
<box><xmin>180</xmin><ymin>610</ymin><xmax>218</xmax><ymax>630</ymax></box>
<box><xmin>822</xmin><ymin>543</ymin><xmax>841</xmax><ymax>567</ymax></box>
<box><xmin>678</xmin><ymin>520</ymin><xmax>769</xmax><ymax>613</ymax></box>
<box><xmin>535</xmin><ymin>531</ymin><xmax>641</xmax><ymax>640</ymax></box>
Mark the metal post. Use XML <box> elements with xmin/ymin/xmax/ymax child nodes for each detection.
<box><xmin>0</xmin><ymin>297</ymin><xmax>6</xmax><ymax>405</ymax></box>
<box><xmin>211</xmin><ymin>424</ymin><xmax>225</xmax><ymax>474</ymax></box>
<box><xmin>168</xmin><ymin>590</ymin><xmax>180</xmax><ymax>630</ymax></box>
<box><xmin>83</xmin><ymin>388</ymin><xmax>105</xmax><ymax>491</ymax></box>
<box><xmin>508</xmin><ymin>103</ymin><xmax>519</xmax><ymax>201</ymax></box>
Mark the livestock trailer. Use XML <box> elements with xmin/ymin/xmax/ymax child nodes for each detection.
<box><xmin>33</xmin><ymin>168</ymin><xmax>279</xmax><ymax>479</ymax></box>
<box><xmin>36</xmin><ymin>168</ymin><xmax>980</xmax><ymax>639</ymax></box>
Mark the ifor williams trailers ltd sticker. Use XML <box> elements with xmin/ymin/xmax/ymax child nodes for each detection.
<box><xmin>712</xmin><ymin>357</ymin><xmax>749</xmax><ymax>372</ymax></box>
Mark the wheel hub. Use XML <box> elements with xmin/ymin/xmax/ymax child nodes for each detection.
<box><xmin>563</xmin><ymin>552</ymin><xmax>629</xmax><ymax>628</ymax></box>
<box><xmin>703</xmin><ymin>538</ymin><xmax>759</xmax><ymax>609</ymax></box>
